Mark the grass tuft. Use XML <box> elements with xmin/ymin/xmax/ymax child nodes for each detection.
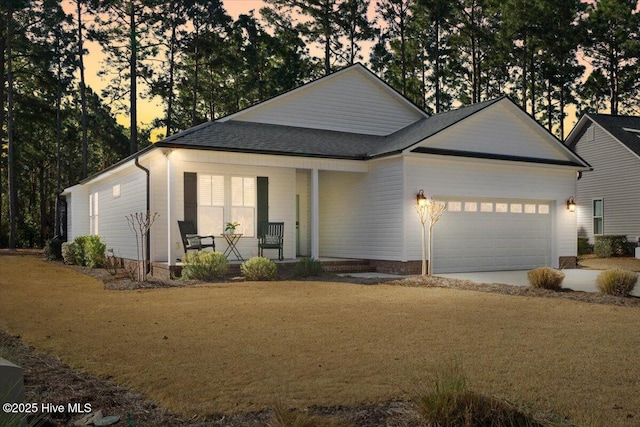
<box><xmin>294</xmin><ymin>257</ymin><xmax>323</xmax><ymax>277</ymax></box>
<box><xmin>413</xmin><ymin>359</ymin><xmax>545</xmax><ymax>427</ymax></box>
<box><xmin>527</xmin><ymin>267</ymin><xmax>565</xmax><ymax>291</ymax></box>
<box><xmin>266</xmin><ymin>402</ymin><xmax>350</xmax><ymax>427</ymax></box>
<box><xmin>596</xmin><ymin>268</ymin><xmax>638</xmax><ymax>297</ymax></box>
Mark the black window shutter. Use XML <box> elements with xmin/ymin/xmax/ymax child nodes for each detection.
<box><xmin>184</xmin><ymin>172</ymin><xmax>198</xmax><ymax>226</ymax></box>
<box><xmin>257</xmin><ymin>177</ymin><xmax>269</xmax><ymax>236</ymax></box>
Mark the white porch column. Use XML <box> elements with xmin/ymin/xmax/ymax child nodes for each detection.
<box><xmin>167</xmin><ymin>152</ymin><xmax>174</xmax><ymax>266</ymax></box>
<box><xmin>310</xmin><ymin>168</ymin><xmax>320</xmax><ymax>259</ymax></box>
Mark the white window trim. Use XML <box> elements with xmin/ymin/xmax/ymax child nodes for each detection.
<box><xmin>593</xmin><ymin>198</ymin><xmax>604</xmax><ymax>236</ymax></box>
<box><xmin>89</xmin><ymin>192</ymin><xmax>99</xmax><ymax>235</ymax></box>
<box><xmin>198</xmin><ymin>175</ymin><xmax>257</xmax><ymax>237</ymax></box>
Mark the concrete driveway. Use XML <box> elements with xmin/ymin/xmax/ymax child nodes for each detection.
<box><xmin>437</xmin><ymin>269</ymin><xmax>640</xmax><ymax>297</ymax></box>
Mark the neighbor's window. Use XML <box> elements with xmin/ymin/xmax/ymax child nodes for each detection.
<box><xmin>198</xmin><ymin>175</ymin><xmax>225</xmax><ymax>235</ymax></box>
<box><xmin>112</xmin><ymin>184</ymin><xmax>121</xmax><ymax>198</ymax></box>
<box><xmin>89</xmin><ymin>192</ymin><xmax>99</xmax><ymax>235</ymax></box>
<box><xmin>593</xmin><ymin>198</ymin><xmax>604</xmax><ymax>235</ymax></box>
<box><xmin>231</xmin><ymin>176</ymin><xmax>256</xmax><ymax>237</ymax></box>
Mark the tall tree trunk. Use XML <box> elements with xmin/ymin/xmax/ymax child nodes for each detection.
<box><xmin>546</xmin><ymin>79</ymin><xmax>552</xmax><ymax>132</ymax></box>
<box><xmin>530</xmin><ymin>47</ymin><xmax>535</xmax><ymax>117</ymax></box>
<box><xmin>77</xmin><ymin>0</ymin><xmax>88</xmax><ymax>179</ymax></box>
<box><xmin>400</xmin><ymin>16</ymin><xmax>406</xmax><ymax>95</ymax></box>
<box><xmin>166</xmin><ymin>18</ymin><xmax>177</xmax><ymax>136</ymax></box>
<box><xmin>0</xmin><ymin>12</ymin><xmax>6</xmax><ymax>247</ymax></box>
<box><xmin>559</xmin><ymin>84</ymin><xmax>565</xmax><ymax>140</ymax></box>
<box><xmin>191</xmin><ymin>25</ymin><xmax>199</xmax><ymax>126</ymax></box>
<box><xmin>55</xmin><ymin>26</ymin><xmax>63</xmax><ymax>238</ymax></box>
<box><xmin>609</xmin><ymin>47</ymin><xmax>618</xmax><ymax>115</ymax></box>
<box><xmin>521</xmin><ymin>38</ymin><xmax>527</xmax><ymax>112</ymax></box>
<box><xmin>129</xmin><ymin>2</ymin><xmax>138</xmax><ymax>154</ymax></box>
<box><xmin>323</xmin><ymin>0</ymin><xmax>331</xmax><ymax>75</ymax></box>
<box><xmin>7</xmin><ymin>4</ymin><xmax>18</xmax><ymax>249</ymax></box>
<box><xmin>434</xmin><ymin>21</ymin><xmax>441</xmax><ymax>113</ymax></box>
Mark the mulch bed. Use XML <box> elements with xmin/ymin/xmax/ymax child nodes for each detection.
<box><xmin>3</xmin><ymin>257</ymin><xmax>638</xmax><ymax>426</ymax></box>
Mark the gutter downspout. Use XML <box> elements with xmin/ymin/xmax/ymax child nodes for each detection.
<box><xmin>135</xmin><ymin>156</ymin><xmax>151</xmax><ymax>274</ymax></box>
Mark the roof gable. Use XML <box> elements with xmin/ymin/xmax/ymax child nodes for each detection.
<box><xmin>219</xmin><ymin>64</ymin><xmax>426</xmax><ymax>136</ymax></box>
<box><xmin>408</xmin><ymin>98</ymin><xmax>584</xmax><ymax>165</ymax></box>
<box><xmin>566</xmin><ymin>114</ymin><xmax>640</xmax><ymax>160</ymax></box>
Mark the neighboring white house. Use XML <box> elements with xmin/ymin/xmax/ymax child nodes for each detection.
<box><xmin>565</xmin><ymin>114</ymin><xmax>640</xmax><ymax>248</ymax></box>
<box><xmin>62</xmin><ymin>64</ymin><xmax>590</xmax><ymax>276</ymax></box>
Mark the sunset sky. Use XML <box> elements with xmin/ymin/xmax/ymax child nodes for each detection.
<box><xmin>64</xmin><ymin>0</ymin><xmax>618</xmax><ymax>139</ymax></box>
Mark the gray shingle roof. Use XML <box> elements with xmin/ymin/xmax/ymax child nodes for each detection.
<box><xmin>586</xmin><ymin>114</ymin><xmax>640</xmax><ymax>158</ymax></box>
<box><xmin>157</xmin><ymin>97</ymin><xmax>504</xmax><ymax>160</ymax></box>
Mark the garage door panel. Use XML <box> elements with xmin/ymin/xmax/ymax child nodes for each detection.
<box><xmin>433</xmin><ymin>198</ymin><xmax>552</xmax><ymax>273</ymax></box>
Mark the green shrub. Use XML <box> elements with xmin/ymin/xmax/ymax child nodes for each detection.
<box><xmin>66</xmin><ymin>235</ymin><xmax>106</xmax><ymax>267</ymax></box>
<box><xmin>596</xmin><ymin>268</ymin><xmax>638</xmax><ymax>297</ymax></box>
<box><xmin>241</xmin><ymin>256</ymin><xmax>278</xmax><ymax>281</ymax></box>
<box><xmin>181</xmin><ymin>251</ymin><xmax>229</xmax><ymax>281</ymax></box>
<box><xmin>61</xmin><ymin>242</ymin><xmax>79</xmax><ymax>265</ymax></box>
<box><xmin>527</xmin><ymin>267</ymin><xmax>565</xmax><ymax>291</ymax></box>
<box><xmin>294</xmin><ymin>257</ymin><xmax>323</xmax><ymax>277</ymax></box>
<box><xmin>578</xmin><ymin>237</ymin><xmax>592</xmax><ymax>255</ymax></box>
<box><xmin>594</xmin><ymin>235</ymin><xmax>629</xmax><ymax>258</ymax></box>
<box><xmin>413</xmin><ymin>359</ymin><xmax>543</xmax><ymax>427</ymax></box>
<box><xmin>83</xmin><ymin>235</ymin><xmax>106</xmax><ymax>268</ymax></box>
<box><xmin>73</xmin><ymin>236</ymin><xmax>89</xmax><ymax>266</ymax></box>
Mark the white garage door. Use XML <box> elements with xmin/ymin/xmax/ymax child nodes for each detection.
<box><xmin>432</xmin><ymin>199</ymin><xmax>552</xmax><ymax>273</ymax></box>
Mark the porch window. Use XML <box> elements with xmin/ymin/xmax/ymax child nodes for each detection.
<box><xmin>198</xmin><ymin>175</ymin><xmax>225</xmax><ymax>235</ymax></box>
<box><xmin>593</xmin><ymin>198</ymin><xmax>603</xmax><ymax>235</ymax></box>
<box><xmin>89</xmin><ymin>192</ymin><xmax>99</xmax><ymax>235</ymax></box>
<box><xmin>231</xmin><ymin>177</ymin><xmax>256</xmax><ymax>237</ymax></box>
<box><xmin>197</xmin><ymin>175</ymin><xmax>256</xmax><ymax>237</ymax></box>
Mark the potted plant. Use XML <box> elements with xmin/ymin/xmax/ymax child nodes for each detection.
<box><xmin>225</xmin><ymin>221</ymin><xmax>240</xmax><ymax>234</ymax></box>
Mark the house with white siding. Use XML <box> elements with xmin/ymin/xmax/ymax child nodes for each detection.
<box><xmin>62</xmin><ymin>64</ymin><xmax>590</xmax><ymax>276</ymax></box>
<box><xmin>565</xmin><ymin>114</ymin><xmax>640</xmax><ymax>249</ymax></box>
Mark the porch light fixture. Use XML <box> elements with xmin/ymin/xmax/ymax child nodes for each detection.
<box><xmin>566</xmin><ymin>197</ymin><xmax>576</xmax><ymax>212</ymax></box>
<box><xmin>416</xmin><ymin>189</ymin><xmax>428</xmax><ymax>206</ymax></box>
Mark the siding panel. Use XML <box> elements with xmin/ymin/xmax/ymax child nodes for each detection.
<box><xmin>87</xmin><ymin>170</ymin><xmax>147</xmax><ymax>260</ymax></box>
<box><xmin>418</xmin><ymin>101</ymin><xmax>572</xmax><ymax>162</ymax></box>
<box><xmin>574</xmin><ymin>123</ymin><xmax>640</xmax><ymax>243</ymax></box>
<box><xmin>404</xmin><ymin>156</ymin><xmax>577</xmax><ymax>267</ymax></box>
<box><xmin>319</xmin><ymin>159</ymin><xmax>404</xmax><ymax>260</ymax></box>
<box><xmin>233</xmin><ymin>69</ymin><xmax>423</xmax><ymax>135</ymax></box>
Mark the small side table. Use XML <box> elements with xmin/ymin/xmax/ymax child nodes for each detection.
<box><xmin>221</xmin><ymin>233</ymin><xmax>244</xmax><ymax>261</ymax></box>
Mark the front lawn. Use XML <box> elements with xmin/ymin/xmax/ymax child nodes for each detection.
<box><xmin>1</xmin><ymin>255</ymin><xmax>639</xmax><ymax>426</ymax></box>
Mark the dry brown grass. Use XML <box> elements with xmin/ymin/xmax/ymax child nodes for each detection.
<box><xmin>1</xmin><ymin>255</ymin><xmax>639</xmax><ymax>426</ymax></box>
<box><xmin>579</xmin><ymin>256</ymin><xmax>640</xmax><ymax>272</ymax></box>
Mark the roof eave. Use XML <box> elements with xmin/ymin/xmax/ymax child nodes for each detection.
<box><xmin>154</xmin><ymin>141</ymin><xmax>369</xmax><ymax>161</ymax></box>
<box><xmin>410</xmin><ymin>147</ymin><xmax>591</xmax><ymax>170</ymax></box>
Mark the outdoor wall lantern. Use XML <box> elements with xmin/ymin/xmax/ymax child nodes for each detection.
<box><xmin>566</xmin><ymin>197</ymin><xmax>576</xmax><ymax>212</ymax></box>
<box><xmin>416</xmin><ymin>189</ymin><xmax>428</xmax><ymax>206</ymax></box>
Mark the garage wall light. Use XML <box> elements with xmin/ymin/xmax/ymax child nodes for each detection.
<box><xmin>566</xmin><ymin>197</ymin><xmax>576</xmax><ymax>212</ymax></box>
<box><xmin>416</xmin><ymin>189</ymin><xmax>428</xmax><ymax>206</ymax></box>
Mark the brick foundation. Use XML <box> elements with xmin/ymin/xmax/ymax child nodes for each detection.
<box><xmin>369</xmin><ymin>260</ymin><xmax>422</xmax><ymax>275</ymax></box>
